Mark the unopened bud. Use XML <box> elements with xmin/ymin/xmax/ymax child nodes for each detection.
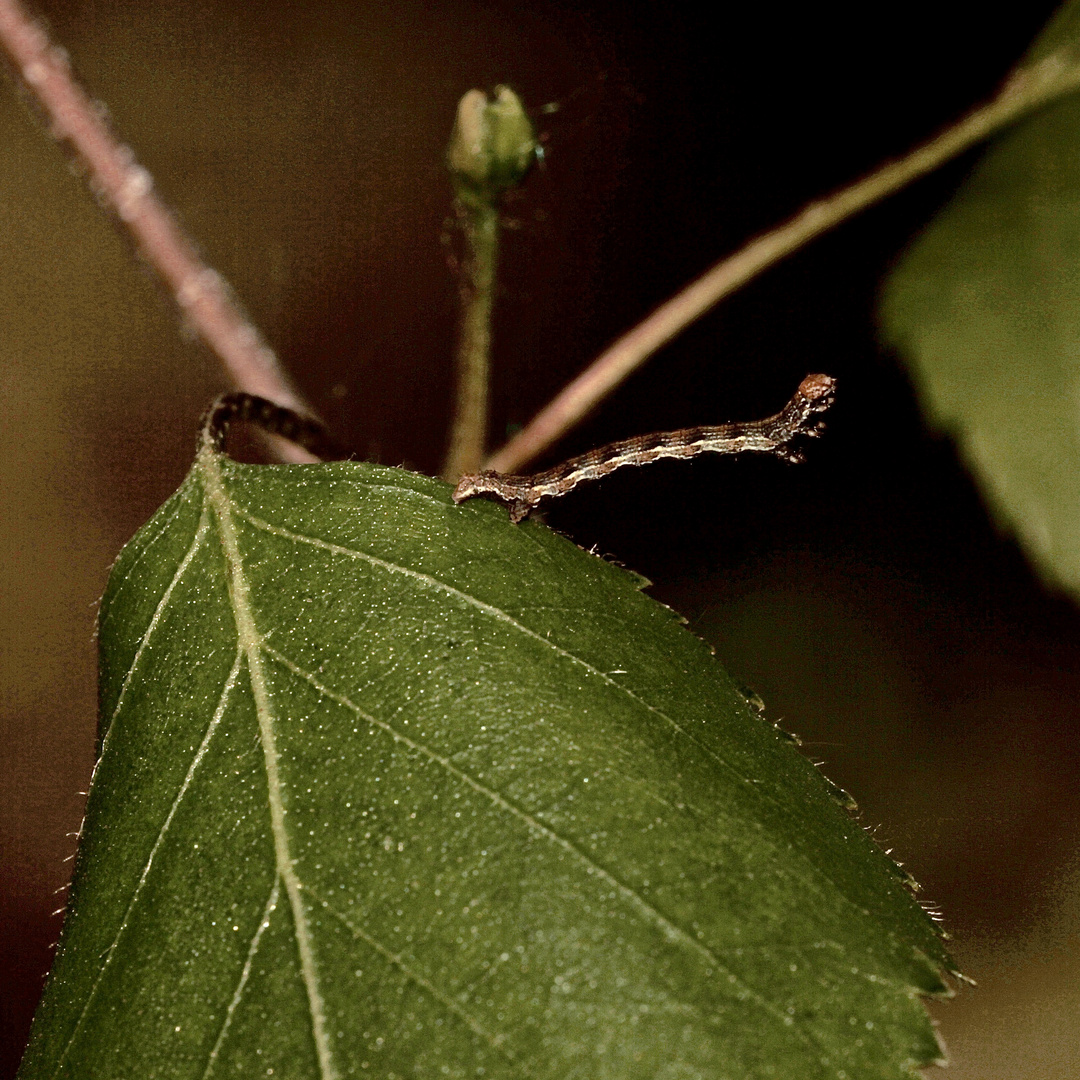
<box><xmin>447</xmin><ymin>85</ymin><xmax>537</xmax><ymax>203</ymax></box>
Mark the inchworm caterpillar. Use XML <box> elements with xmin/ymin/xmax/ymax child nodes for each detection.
<box><xmin>453</xmin><ymin>373</ymin><xmax>836</xmax><ymax>523</ymax></box>
<box><xmin>201</xmin><ymin>374</ymin><xmax>835</xmax><ymax>526</ymax></box>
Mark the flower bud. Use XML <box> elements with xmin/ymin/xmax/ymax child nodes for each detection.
<box><xmin>447</xmin><ymin>85</ymin><xmax>537</xmax><ymax>203</ymax></box>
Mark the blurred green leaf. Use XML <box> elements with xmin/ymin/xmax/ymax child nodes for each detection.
<box><xmin>20</xmin><ymin>453</ymin><xmax>950</xmax><ymax>1078</ymax></box>
<box><xmin>880</xmin><ymin>1</ymin><xmax>1080</xmax><ymax>596</ymax></box>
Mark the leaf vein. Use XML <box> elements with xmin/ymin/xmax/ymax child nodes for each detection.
<box><xmin>100</xmin><ymin>507</ymin><xmax>210</xmax><ymax>748</ymax></box>
<box><xmin>304</xmin><ymin>884</ymin><xmax>522</xmax><ymax>1065</ymax></box>
<box><xmin>235</xmin><ymin>510</ymin><xmax>732</xmax><ymax>772</ymax></box>
<box><xmin>50</xmin><ymin>645</ymin><xmax>243</xmax><ymax>1079</ymax></box>
<box><xmin>96</xmin><ymin>485</ymin><xmax>192</xmax><ymax>639</ymax></box>
<box><xmin>201</xmin><ymin>876</ymin><xmax>281</xmax><ymax>1080</ymax></box>
<box><xmin>262</xmin><ymin>644</ymin><xmax>810</xmax><ymax>1047</ymax></box>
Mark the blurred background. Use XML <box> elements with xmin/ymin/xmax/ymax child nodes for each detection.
<box><xmin>2</xmin><ymin>0</ymin><xmax>1078</xmax><ymax>1075</ymax></box>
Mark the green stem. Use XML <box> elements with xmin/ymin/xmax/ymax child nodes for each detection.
<box><xmin>442</xmin><ymin>200</ymin><xmax>499</xmax><ymax>481</ymax></box>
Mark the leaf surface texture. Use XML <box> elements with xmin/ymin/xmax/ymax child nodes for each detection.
<box><xmin>21</xmin><ymin>453</ymin><xmax>951</xmax><ymax>1079</ymax></box>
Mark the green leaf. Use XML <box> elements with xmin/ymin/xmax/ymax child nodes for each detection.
<box><xmin>880</xmin><ymin>1</ymin><xmax>1080</xmax><ymax>596</ymax></box>
<box><xmin>20</xmin><ymin>449</ymin><xmax>951</xmax><ymax>1079</ymax></box>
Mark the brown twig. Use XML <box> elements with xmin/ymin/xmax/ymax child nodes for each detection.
<box><xmin>485</xmin><ymin>50</ymin><xmax>1080</xmax><ymax>474</ymax></box>
<box><xmin>0</xmin><ymin>0</ymin><xmax>319</xmax><ymax>462</ymax></box>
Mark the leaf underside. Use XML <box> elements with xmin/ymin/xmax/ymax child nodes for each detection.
<box><xmin>880</xmin><ymin>0</ymin><xmax>1080</xmax><ymax>598</ymax></box>
<box><xmin>20</xmin><ymin>453</ymin><xmax>951</xmax><ymax>1079</ymax></box>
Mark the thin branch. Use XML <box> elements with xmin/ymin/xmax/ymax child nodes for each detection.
<box><xmin>486</xmin><ymin>50</ymin><xmax>1080</xmax><ymax>474</ymax></box>
<box><xmin>0</xmin><ymin>0</ymin><xmax>319</xmax><ymax>462</ymax></box>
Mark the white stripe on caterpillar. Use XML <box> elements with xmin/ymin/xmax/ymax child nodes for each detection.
<box><xmin>453</xmin><ymin>374</ymin><xmax>836</xmax><ymax>523</ymax></box>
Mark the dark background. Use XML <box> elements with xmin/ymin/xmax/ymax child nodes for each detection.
<box><xmin>3</xmin><ymin>1</ymin><xmax>1078</xmax><ymax>1075</ymax></box>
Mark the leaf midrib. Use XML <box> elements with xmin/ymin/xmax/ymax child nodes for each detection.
<box><xmin>198</xmin><ymin>447</ymin><xmax>338</xmax><ymax>1080</ymax></box>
